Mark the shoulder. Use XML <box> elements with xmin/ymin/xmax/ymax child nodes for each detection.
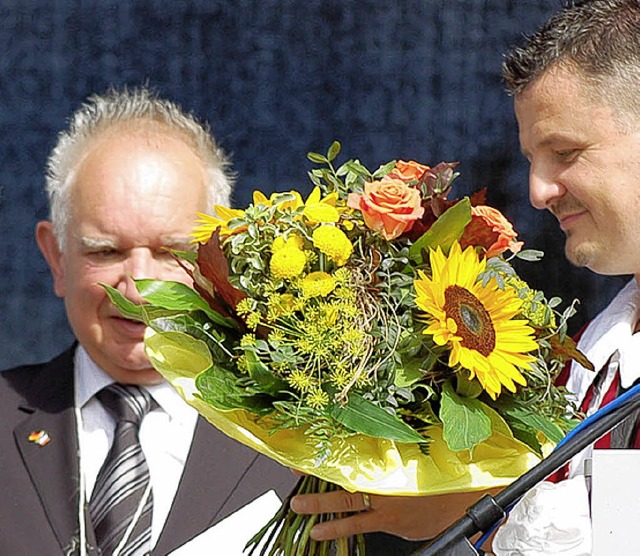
<box><xmin>0</xmin><ymin>347</ymin><xmax>76</xmax><ymax>410</ymax></box>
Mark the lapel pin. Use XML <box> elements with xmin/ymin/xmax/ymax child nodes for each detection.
<box><xmin>28</xmin><ymin>430</ymin><xmax>51</xmax><ymax>447</ymax></box>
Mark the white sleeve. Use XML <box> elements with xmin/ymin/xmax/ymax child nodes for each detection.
<box><xmin>492</xmin><ymin>476</ymin><xmax>592</xmax><ymax>556</ymax></box>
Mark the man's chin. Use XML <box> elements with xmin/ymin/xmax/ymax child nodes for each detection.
<box><xmin>103</xmin><ymin>346</ymin><xmax>164</xmax><ymax>384</ymax></box>
<box><xmin>565</xmin><ymin>240</ymin><xmax>598</xmax><ymax>269</ymax></box>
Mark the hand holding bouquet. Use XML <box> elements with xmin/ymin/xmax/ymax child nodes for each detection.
<box><xmin>105</xmin><ymin>142</ymin><xmax>589</xmax><ymax>555</ymax></box>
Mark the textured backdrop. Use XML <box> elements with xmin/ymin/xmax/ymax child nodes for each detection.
<box><xmin>0</xmin><ymin>0</ymin><xmax>628</xmax><ymax>369</ymax></box>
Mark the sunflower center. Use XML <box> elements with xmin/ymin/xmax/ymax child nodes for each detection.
<box><xmin>443</xmin><ymin>285</ymin><xmax>496</xmax><ymax>356</ymax></box>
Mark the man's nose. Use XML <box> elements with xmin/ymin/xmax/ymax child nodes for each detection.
<box><xmin>118</xmin><ymin>249</ymin><xmax>157</xmax><ymax>304</ymax></box>
<box><xmin>528</xmin><ymin>164</ymin><xmax>566</xmax><ymax>210</ymax></box>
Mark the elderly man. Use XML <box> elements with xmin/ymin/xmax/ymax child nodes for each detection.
<box><xmin>292</xmin><ymin>1</ymin><xmax>640</xmax><ymax>553</ymax></box>
<box><xmin>0</xmin><ymin>87</ymin><xmax>414</xmax><ymax>555</ymax></box>
<box><xmin>0</xmin><ymin>88</ymin><xmax>297</xmax><ymax>555</ymax></box>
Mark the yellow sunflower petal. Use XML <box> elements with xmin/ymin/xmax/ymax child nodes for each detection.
<box><xmin>414</xmin><ymin>240</ymin><xmax>537</xmax><ymax>399</ymax></box>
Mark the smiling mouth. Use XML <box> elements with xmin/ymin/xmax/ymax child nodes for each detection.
<box><xmin>111</xmin><ymin>316</ymin><xmax>147</xmax><ymax>337</ymax></box>
<box><xmin>555</xmin><ymin>211</ymin><xmax>587</xmax><ymax>231</ymax></box>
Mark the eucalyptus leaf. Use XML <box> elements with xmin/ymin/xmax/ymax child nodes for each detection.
<box><xmin>515</xmin><ymin>249</ymin><xmax>544</xmax><ymax>262</ymax></box>
<box><xmin>409</xmin><ymin>198</ymin><xmax>472</xmax><ymax>263</ymax></box>
<box><xmin>328</xmin><ymin>394</ymin><xmax>425</xmax><ymax>443</ymax></box>
<box><xmin>439</xmin><ymin>381</ymin><xmax>492</xmax><ymax>452</ymax></box>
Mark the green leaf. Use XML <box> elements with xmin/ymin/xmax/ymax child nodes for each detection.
<box><xmin>439</xmin><ymin>381</ymin><xmax>492</xmax><ymax>452</ymax></box>
<box><xmin>372</xmin><ymin>160</ymin><xmax>396</xmax><ymax>179</ymax></box>
<box><xmin>102</xmin><ymin>284</ymin><xmax>149</xmax><ymax>321</ymax></box>
<box><xmin>165</xmin><ymin>248</ymin><xmax>198</xmax><ymax>264</ymax></box>
<box><xmin>326</xmin><ymin>141</ymin><xmax>341</xmax><ymax>162</ymax></box>
<box><xmin>243</xmin><ymin>350</ymin><xmax>288</xmax><ymax>395</ymax></box>
<box><xmin>508</xmin><ymin>422</ymin><xmax>543</xmax><ymax>457</ymax></box>
<box><xmin>196</xmin><ymin>365</ymin><xmax>273</xmax><ymax>413</ymax></box>
<box><xmin>409</xmin><ymin>198</ymin><xmax>472</xmax><ymax>263</ymax></box>
<box><xmin>135</xmin><ymin>279</ymin><xmax>233</xmax><ymax>327</ymax></box>
<box><xmin>456</xmin><ymin>373</ymin><xmax>483</xmax><ymax>399</ymax></box>
<box><xmin>496</xmin><ymin>400</ymin><xmax>565</xmax><ymax>444</ymax></box>
<box><xmin>394</xmin><ymin>360</ymin><xmax>425</xmax><ymax>388</ymax></box>
<box><xmin>307</xmin><ymin>151</ymin><xmax>328</xmax><ymax>164</ymax></box>
<box><xmin>328</xmin><ymin>394</ymin><xmax>425</xmax><ymax>443</ymax></box>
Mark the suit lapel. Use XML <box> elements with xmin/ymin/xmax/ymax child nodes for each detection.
<box><xmin>153</xmin><ymin>417</ymin><xmax>274</xmax><ymax>555</ymax></box>
<box><xmin>13</xmin><ymin>348</ymin><xmax>82</xmax><ymax>552</ymax></box>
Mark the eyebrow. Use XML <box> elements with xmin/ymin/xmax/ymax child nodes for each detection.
<box><xmin>78</xmin><ymin>236</ymin><xmax>118</xmax><ymax>250</ymax></box>
<box><xmin>160</xmin><ymin>237</ymin><xmax>193</xmax><ymax>248</ymax></box>
<box><xmin>77</xmin><ymin>236</ymin><xmax>194</xmax><ymax>250</ymax></box>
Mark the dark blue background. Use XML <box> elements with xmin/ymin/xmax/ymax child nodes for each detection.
<box><xmin>0</xmin><ymin>0</ymin><xmax>628</xmax><ymax>370</ymax></box>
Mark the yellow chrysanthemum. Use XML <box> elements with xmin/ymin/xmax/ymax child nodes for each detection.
<box><xmin>270</xmin><ymin>246</ymin><xmax>307</xmax><ymax>279</ymax></box>
<box><xmin>190</xmin><ymin>205</ymin><xmax>245</xmax><ymax>243</ymax></box>
<box><xmin>272</xmin><ymin>234</ymin><xmax>305</xmax><ymax>253</ymax></box>
<box><xmin>414</xmin><ymin>242</ymin><xmax>537</xmax><ymax>400</ymax></box>
<box><xmin>312</xmin><ymin>225</ymin><xmax>353</xmax><ymax>266</ymax></box>
<box><xmin>300</xmin><ymin>272</ymin><xmax>336</xmax><ymax>298</ymax></box>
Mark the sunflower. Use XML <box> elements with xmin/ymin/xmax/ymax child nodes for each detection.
<box><xmin>414</xmin><ymin>241</ymin><xmax>537</xmax><ymax>400</ymax></box>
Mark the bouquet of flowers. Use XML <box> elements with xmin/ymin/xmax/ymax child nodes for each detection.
<box><xmin>105</xmin><ymin>142</ymin><xmax>589</xmax><ymax>555</ymax></box>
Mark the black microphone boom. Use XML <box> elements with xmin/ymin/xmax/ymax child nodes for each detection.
<box><xmin>412</xmin><ymin>389</ymin><xmax>640</xmax><ymax>555</ymax></box>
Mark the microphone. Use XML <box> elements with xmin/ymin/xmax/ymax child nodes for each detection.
<box><xmin>412</xmin><ymin>382</ymin><xmax>640</xmax><ymax>555</ymax></box>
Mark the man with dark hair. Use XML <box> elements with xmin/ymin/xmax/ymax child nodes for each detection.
<box><xmin>495</xmin><ymin>0</ymin><xmax>640</xmax><ymax>551</ymax></box>
<box><xmin>292</xmin><ymin>1</ymin><xmax>640</xmax><ymax>552</ymax></box>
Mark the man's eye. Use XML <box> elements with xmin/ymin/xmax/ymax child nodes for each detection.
<box><xmin>89</xmin><ymin>249</ymin><xmax>119</xmax><ymax>258</ymax></box>
<box><xmin>555</xmin><ymin>149</ymin><xmax>579</xmax><ymax>160</ymax></box>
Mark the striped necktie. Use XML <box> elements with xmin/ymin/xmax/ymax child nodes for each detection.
<box><xmin>89</xmin><ymin>384</ymin><xmax>158</xmax><ymax>555</ymax></box>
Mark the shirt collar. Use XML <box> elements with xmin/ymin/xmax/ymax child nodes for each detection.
<box><xmin>568</xmin><ymin>279</ymin><xmax>640</xmax><ymax>399</ymax></box>
<box><xmin>74</xmin><ymin>345</ymin><xmax>197</xmax><ymax>424</ymax></box>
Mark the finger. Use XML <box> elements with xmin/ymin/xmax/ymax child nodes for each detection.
<box><xmin>309</xmin><ymin>513</ymin><xmax>374</xmax><ymax>541</ymax></box>
<box><xmin>291</xmin><ymin>490</ymin><xmax>371</xmax><ymax>515</ymax></box>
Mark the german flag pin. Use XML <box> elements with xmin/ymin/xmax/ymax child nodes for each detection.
<box><xmin>28</xmin><ymin>430</ymin><xmax>51</xmax><ymax>447</ymax></box>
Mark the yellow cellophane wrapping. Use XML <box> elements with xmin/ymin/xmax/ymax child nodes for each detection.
<box><xmin>146</xmin><ymin>328</ymin><xmax>546</xmax><ymax>496</ymax></box>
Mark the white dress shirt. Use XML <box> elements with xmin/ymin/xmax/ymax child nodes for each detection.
<box><xmin>74</xmin><ymin>345</ymin><xmax>198</xmax><ymax>546</ymax></box>
<box><xmin>494</xmin><ymin>278</ymin><xmax>640</xmax><ymax>555</ymax></box>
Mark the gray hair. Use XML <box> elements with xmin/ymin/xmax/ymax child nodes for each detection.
<box><xmin>45</xmin><ymin>86</ymin><xmax>234</xmax><ymax>250</ymax></box>
<box><xmin>502</xmin><ymin>0</ymin><xmax>640</xmax><ymax>119</ymax></box>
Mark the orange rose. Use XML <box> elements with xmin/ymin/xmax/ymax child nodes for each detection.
<box><xmin>385</xmin><ymin>160</ymin><xmax>431</xmax><ymax>182</ymax></box>
<box><xmin>347</xmin><ymin>179</ymin><xmax>424</xmax><ymax>240</ymax></box>
<box><xmin>460</xmin><ymin>205</ymin><xmax>524</xmax><ymax>258</ymax></box>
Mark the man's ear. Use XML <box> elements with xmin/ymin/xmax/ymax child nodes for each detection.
<box><xmin>35</xmin><ymin>221</ymin><xmax>66</xmax><ymax>298</ymax></box>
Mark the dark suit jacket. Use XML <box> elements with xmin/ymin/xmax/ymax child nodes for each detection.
<box><xmin>0</xmin><ymin>348</ymin><xmax>421</xmax><ymax>555</ymax></box>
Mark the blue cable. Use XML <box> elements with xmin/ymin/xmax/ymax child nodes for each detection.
<box><xmin>473</xmin><ymin>381</ymin><xmax>640</xmax><ymax>551</ymax></box>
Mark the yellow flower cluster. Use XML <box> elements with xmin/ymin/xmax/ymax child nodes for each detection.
<box><xmin>270</xmin><ymin>236</ymin><xmax>307</xmax><ymax>279</ymax></box>
<box><xmin>312</xmin><ymin>225</ymin><xmax>353</xmax><ymax>266</ymax></box>
<box><xmin>507</xmin><ymin>276</ymin><xmax>555</xmax><ymax>328</ymax></box>
<box><xmin>300</xmin><ymin>272</ymin><xmax>336</xmax><ymax>298</ymax></box>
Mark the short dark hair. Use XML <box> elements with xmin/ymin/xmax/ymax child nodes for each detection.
<box><xmin>502</xmin><ymin>0</ymin><xmax>640</xmax><ymax>116</ymax></box>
